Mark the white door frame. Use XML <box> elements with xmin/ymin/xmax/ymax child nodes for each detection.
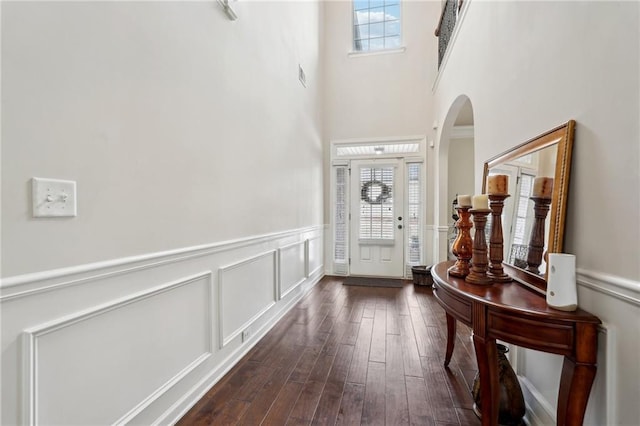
<box><xmin>329</xmin><ymin>136</ymin><xmax>427</xmax><ymax>278</ymax></box>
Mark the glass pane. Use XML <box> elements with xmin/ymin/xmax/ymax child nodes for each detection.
<box><xmin>334</xmin><ymin>167</ymin><xmax>347</xmax><ymax>261</ymax></box>
<box><xmin>370</xmin><ymin>37</ymin><xmax>385</xmax><ymax>50</ymax></box>
<box><xmin>385</xmin><ymin>20</ymin><xmax>400</xmax><ymax>36</ymax></box>
<box><xmin>359</xmin><ymin>167</ymin><xmax>394</xmax><ymax>240</ymax></box>
<box><xmin>370</xmin><ymin>0</ymin><xmax>384</xmax><ymax>8</ymax></box>
<box><xmin>354</xmin><ymin>9</ymin><xmax>369</xmax><ymax>25</ymax></box>
<box><xmin>407</xmin><ymin>163</ymin><xmax>421</xmax><ymax>264</ymax></box>
<box><xmin>369</xmin><ymin>7</ymin><xmax>385</xmax><ymax>23</ymax></box>
<box><xmin>355</xmin><ymin>24</ymin><xmax>369</xmax><ymax>40</ymax></box>
<box><xmin>385</xmin><ymin>4</ymin><xmax>400</xmax><ymax>20</ymax></box>
<box><xmin>384</xmin><ymin>0</ymin><xmax>399</xmax><ymax>6</ymax></box>
<box><xmin>385</xmin><ymin>35</ymin><xmax>401</xmax><ymax>49</ymax></box>
<box><xmin>369</xmin><ymin>22</ymin><xmax>384</xmax><ymax>38</ymax></box>
<box><xmin>355</xmin><ymin>39</ymin><xmax>369</xmax><ymax>51</ymax></box>
<box><xmin>409</xmin><ymin>166</ymin><xmax>419</xmax><ymax>181</ymax></box>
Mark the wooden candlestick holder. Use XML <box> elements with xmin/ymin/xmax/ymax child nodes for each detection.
<box><xmin>448</xmin><ymin>206</ymin><xmax>473</xmax><ymax>277</ymax></box>
<box><xmin>487</xmin><ymin>194</ymin><xmax>512</xmax><ymax>283</ymax></box>
<box><xmin>526</xmin><ymin>196</ymin><xmax>552</xmax><ymax>275</ymax></box>
<box><xmin>466</xmin><ymin>209</ymin><xmax>493</xmax><ymax>285</ymax></box>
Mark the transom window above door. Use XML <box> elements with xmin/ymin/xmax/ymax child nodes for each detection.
<box><xmin>353</xmin><ymin>0</ymin><xmax>402</xmax><ymax>52</ymax></box>
<box><xmin>335</xmin><ymin>142</ymin><xmax>418</xmax><ymax>157</ymax></box>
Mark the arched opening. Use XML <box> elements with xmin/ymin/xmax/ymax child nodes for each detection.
<box><xmin>435</xmin><ymin>95</ymin><xmax>475</xmax><ymax>262</ymax></box>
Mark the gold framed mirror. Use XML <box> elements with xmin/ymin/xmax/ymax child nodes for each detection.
<box><xmin>482</xmin><ymin>120</ymin><xmax>575</xmax><ymax>293</ymax></box>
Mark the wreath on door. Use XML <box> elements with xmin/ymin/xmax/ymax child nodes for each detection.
<box><xmin>361</xmin><ymin>180</ymin><xmax>391</xmax><ymax>204</ymax></box>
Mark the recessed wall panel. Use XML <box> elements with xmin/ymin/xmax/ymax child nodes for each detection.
<box><xmin>279</xmin><ymin>242</ymin><xmax>306</xmax><ymax>299</ymax></box>
<box><xmin>219</xmin><ymin>251</ymin><xmax>276</xmax><ymax>347</ymax></box>
<box><xmin>22</xmin><ymin>272</ymin><xmax>213</xmax><ymax>426</ymax></box>
<box><xmin>308</xmin><ymin>236</ymin><xmax>323</xmax><ymax>276</ymax></box>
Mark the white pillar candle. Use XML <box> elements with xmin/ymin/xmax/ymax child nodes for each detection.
<box><xmin>472</xmin><ymin>194</ymin><xmax>489</xmax><ymax>210</ymax></box>
<box><xmin>532</xmin><ymin>177</ymin><xmax>554</xmax><ymax>198</ymax></box>
<box><xmin>457</xmin><ymin>194</ymin><xmax>472</xmax><ymax>207</ymax></box>
<box><xmin>487</xmin><ymin>174</ymin><xmax>509</xmax><ymax>195</ymax></box>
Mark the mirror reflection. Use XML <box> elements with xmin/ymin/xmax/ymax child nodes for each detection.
<box><xmin>486</xmin><ymin>144</ymin><xmax>557</xmax><ymax>274</ymax></box>
<box><xmin>482</xmin><ymin>121</ymin><xmax>575</xmax><ymax>289</ymax></box>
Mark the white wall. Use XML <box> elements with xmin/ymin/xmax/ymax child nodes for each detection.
<box><xmin>433</xmin><ymin>1</ymin><xmax>640</xmax><ymax>424</ymax></box>
<box><xmin>1</xmin><ymin>1</ymin><xmax>324</xmax><ymax>277</ymax></box>
<box><xmin>1</xmin><ymin>1</ymin><xmax>325</xmax><ymax>424</ymax></box>
<box><xmin>323</xmin><ymin>0</ymin><xmax>438</xmax><ymax>140</ymax></box>
<box><xmin>447</xmin><ymin>136</ymin><xmax>474</xmax><ymax>224</ymax></box>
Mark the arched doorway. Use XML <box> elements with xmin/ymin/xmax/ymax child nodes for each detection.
<box><xmin>435</xmin><ymin>96</ymin><xmax>475</xmax><ymax>262</ymax></box>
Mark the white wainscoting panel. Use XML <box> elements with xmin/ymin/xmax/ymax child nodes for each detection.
<box><xmin>2</xmin><ymin>226</ymin><xmax>324</xmax><ymax>426</ymax></box>
<box><xmin>307</xmin><ymin>236</ymin><xmax>323</xmax><ymax>278</ymax></box>
<box><xmin>21</xmin><ymin>272</ymin><xmax>213</xmax><ymax>426</ymax></box>
<box><xmin>278</xmin><ymin>241</ymin><xmax>307</xmax><ymax>299</ymax></box>
<box><xmin>218</xmin><ymin>251</ymin><xmax>277</xmax><ymax>348</ymax></box>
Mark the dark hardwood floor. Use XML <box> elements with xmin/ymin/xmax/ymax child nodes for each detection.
<box><xmin>177</xmin><ymin>276</ymin><xmax>480</xmax><ymax>425</ymax></box>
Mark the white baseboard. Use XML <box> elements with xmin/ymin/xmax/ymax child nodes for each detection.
<box><xmin>520</xmin><ymin>376</ymin><xmax>555</xmax><ymax>426</ymax></box>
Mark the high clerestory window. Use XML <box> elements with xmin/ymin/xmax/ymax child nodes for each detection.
<box><xmin>353</xmin><ymin>0</ymin><xmax>401</xmax><ymax>52</ymax></box>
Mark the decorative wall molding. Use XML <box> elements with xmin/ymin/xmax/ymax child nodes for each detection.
<box><xmin>218</xmin><ymin>251</ymin><xmax>277</xmax><ymax>348</ymax></box>
<box><xmin>577</xmin><ymin>268</ymin><xmax>640</xmax><ymax>307</ymax></box>
<box><xmin>451</xmin><ymin>125</ymin><xmax>474</xmax><ymax>139</ymax></box>
<box><xmin>21</xmin><ymin>272</ymin><xmax>213</xmax><ymax>426</ymax></box>
<box><xmin>278</xmin><ymin>240</ymin><xmax>307</xmax><ymax>300</ymax></box>
<box><xmin>4</xmin><ymin>226</ymin><xmax>324</xmax><ymax>426</ymax></box>
<box><xmin>307</xmin><ymin>235</ymin><xmax>323</xmax><ymax>278</ymax></box>
<box><xmin>160</xmin><ymin>267</ymin><xmax>323</xmax><ymax>425</ymax></box>
<box><xmin>426</xmin><ymin>224</ymin><xmax>450</xmax><ymax>233</ymax></box>
<box><xmin>116</xmin><ymin>353</ymin><xmax>211</xmax><ymax>425</ymax></box>
<box><xmin>1</xmin><ymin>224</ymin><xmax>324</xmax><ymax>301</ymax></box>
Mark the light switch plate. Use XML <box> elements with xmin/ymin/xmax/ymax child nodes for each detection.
<box><xmin>32</xmin><ymin>177</ymin><xmax>77</xmax><ymax>217</ymax></box>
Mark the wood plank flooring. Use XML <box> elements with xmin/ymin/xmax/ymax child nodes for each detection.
<box><xmin>177</xmin><ymin>276</ymin><xmax>480</xmax><ymax>426</ymax></box>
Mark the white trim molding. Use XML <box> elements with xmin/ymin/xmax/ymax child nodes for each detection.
<box><xmin>577</xmin><ymin>268</ymin><xmax>640</xmax><ymax>306</ymax></box>
<box><xmin>519</xmin><ymin>376</ymin><xmax>555</xmax><ymax>426</ymax></box>
<box><xmin>1</xmin><ymin>225</ymin><xmax>324</xmax><ymax>301</ymax></box>
<box><xmin>348</xmin><ymin>46</ymin><xmax>406</xmax><ymax>58</ymax></box>
<box><xmin>451</xmin><ymin>125</ymin><xmax>474</xmax><ymax>139</ymax></box>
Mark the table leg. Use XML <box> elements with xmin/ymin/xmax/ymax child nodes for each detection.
<box><xmin>473</xmin><ymin>334</ymin><xmax>499</xmax><ymax>426</ymax></box>
<box><xmin>444</xmin><ymin>313</ymin><xmax>456</xmax><ymax>367</ymax></box>
<box><xmin>557</xmin><ymin>356</ymin><xmax>597</xmax><ymax>426</ymax></box>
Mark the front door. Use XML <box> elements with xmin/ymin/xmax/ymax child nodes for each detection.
<box><xmin>350</xmin><ymin>159</ymin><xmax>404</xmax><ymax>277</ymax></box>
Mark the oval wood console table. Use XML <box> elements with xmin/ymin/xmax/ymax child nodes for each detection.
<box><xmin>431</xmin><ymin>261</ymin><xmax>601</xmax><ymax>426</ymax></box>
